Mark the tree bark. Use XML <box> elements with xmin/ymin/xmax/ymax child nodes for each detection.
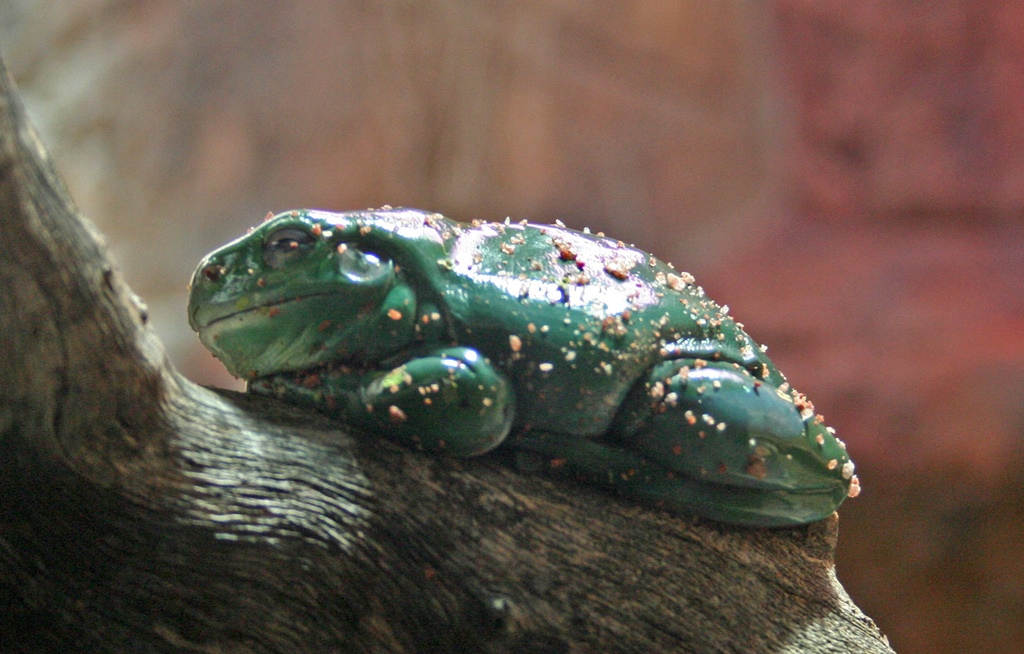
<box><xmin>0</xmin><ymin>56</ymin><xmax>893</xmax><ymax>653</ymax></box>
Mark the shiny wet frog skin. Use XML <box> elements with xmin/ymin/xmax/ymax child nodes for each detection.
<box><xmin>188</xmin><ymin>208</ymin><xmax>860</xmax><ymax>527</ymax></box>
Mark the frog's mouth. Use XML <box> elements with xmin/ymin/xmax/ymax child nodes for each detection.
<box><xmin>190</xmin><ymin>293</ymin><xmax>337</xmax><ymax>332</ymax></box>
<box><xmin>192</xmin><ymin>293</ymin><xmax>364</xmax><ymax>378</ymax></box>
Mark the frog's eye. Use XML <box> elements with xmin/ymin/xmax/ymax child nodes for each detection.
<box><xmin>337</xmin><ymin>243</ymin><xmax>392</xmax><ymax>284</ymax></box>
<box><xmin>263</xmin><ymin>227</ymin><xmax>316</xmax><ymax>269</ymax></box>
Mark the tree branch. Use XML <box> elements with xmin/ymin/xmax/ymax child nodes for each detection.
<box><xmin>0</xmin><ymin>56</ymin><xmax>892</xmax><ymax>653</ymax></box>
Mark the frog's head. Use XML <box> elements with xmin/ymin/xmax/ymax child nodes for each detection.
<box><xmin>188</xmin><ymin>209</ymin><xmax>424</xmax><ymax>379</ymax></box>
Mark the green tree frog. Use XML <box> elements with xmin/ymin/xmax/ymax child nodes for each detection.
<box><xmin>188</xmin><ymin>209</ymin><xmax>859</xmax><ymax>527</ymax></box>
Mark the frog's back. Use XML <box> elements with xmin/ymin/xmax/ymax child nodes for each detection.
<box><xmin>322</xmin><ymin>210</ymin><xmax>772</xmax><ymax>434</ymax></box>
<box><xmin>437</xmin><ymin>220</ymin><xmax>764</xmax><ymax>434</ymax></box>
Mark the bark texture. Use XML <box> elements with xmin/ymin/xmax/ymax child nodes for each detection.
<box><xmin>0</xmin><ymin>57</ymin><xmax>892</xmax><ymax>653</ymax></box>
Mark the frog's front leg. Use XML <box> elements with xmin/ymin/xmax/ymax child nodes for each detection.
<box><xmin>517</xmin><ymin>360</ymin><xmax>856</xmax><ymax>527</ymax></box>
<box><xmin>251</xmin><ymin>347</ymin><xmax>514</xmax><ymax>457</ymax></box>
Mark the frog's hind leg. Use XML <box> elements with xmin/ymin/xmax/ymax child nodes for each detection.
<box><xmin>516</xmin><ymin>360</ymin><xmax>856</xmax><ymax>527</ymax></box>
<box><xmin>513</xmin><ymin>436</ymin><xmax>818</xmax><ymax>527</ymax></box>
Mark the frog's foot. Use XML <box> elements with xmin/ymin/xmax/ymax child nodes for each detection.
<box><xmin>252</xmin><ymin>347</ymin><xmax>514</xmax><ymax>457</ymax></box>
<box><xmin>516</xmin><ymin>360</ymin><xmax>857</xmax><ymax>527</ymax></box>
<box><xmin>513</xmin><ymin>437</ymin><xmax>844</xmax><ymax>526</ymax></box>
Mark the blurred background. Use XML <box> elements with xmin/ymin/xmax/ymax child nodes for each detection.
<box><xmin>1</xmin><ymin>2</ymin><xmax>1021</xmax><ymax>652</ymax></box>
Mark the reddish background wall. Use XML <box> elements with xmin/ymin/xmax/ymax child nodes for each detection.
<box><xmin>3</xmin><ymin>2</ymin><xmax>1021</xmax><ymax>651</ymax></box>
<box><xmin>762</xmin><ymin>4</ymin><xmax>1024</xmax><ymax>651</ymax></box>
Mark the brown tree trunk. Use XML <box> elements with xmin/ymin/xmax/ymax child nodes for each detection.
<box><xmin>0</xmin><ymin>56</ymin><xmax>893</xmax><ymax>653</ymax></box>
